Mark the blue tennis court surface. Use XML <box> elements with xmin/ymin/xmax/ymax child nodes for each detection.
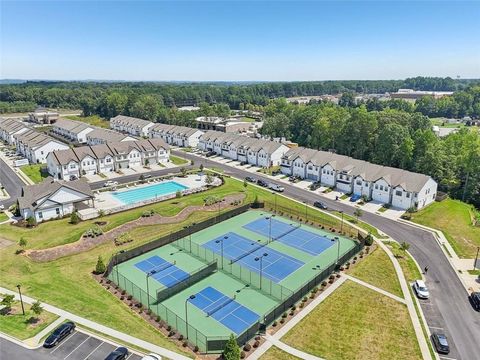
<box><xmin>189</xmin><ymin>286</ymin><xmax>259</xmax><ymax>335</ymax></box>
<box><xmin>202</xmin><ymin>232</ymin><xmax>304</xmax><ymax>282</ymax></box>
<box><xmin>135</xmin><ymin>255</ymin><xmax>189</xmax><ymax>288</ymax></box>
<box><xmin>243</xmin><ymin>217</ymin><xmax>335</xmax><ymax>256</ymax></box>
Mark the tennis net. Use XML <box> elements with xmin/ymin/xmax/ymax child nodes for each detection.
<box><xmin>206</xmin><ymin>296</ymin><xmax>235</xmax><ymax>316</ymax></box>
<box><xmin>272</xmin><ymin>223</ymin><xmax>301</xmax><ymax>242</ymax></box>
<box><xmin>230</xmin><ymin>241</ymin><xmax>267</xmax><ymax>264</ymax></box>
<box><xmin>150</xmin><ymin>260</ymin><xmax>176</xmax><ymax>275</ymax></box>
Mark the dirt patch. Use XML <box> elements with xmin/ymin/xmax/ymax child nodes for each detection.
<box><xmin>27</xmin><ymin>193</ymin><xmax>245</xmax><ymax>262</ymax></box>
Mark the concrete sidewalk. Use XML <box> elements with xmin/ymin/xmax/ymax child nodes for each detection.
<box><xmin>0</xmin><ymin>286</ymin><xmax>191</xmax><ymax>360</ymax></box>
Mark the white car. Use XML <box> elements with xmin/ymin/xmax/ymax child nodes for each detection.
<box><xmin>268</xmin><ymin>183</ymin><xmax>284</xmax><ymax>192</ymax></box>
<box><xmin>104</xmin><ymin>181</ymin><xmax>118</xmax><ymax>187</ymax></box>
<box><xmin>413</xmin><ymin>280</ymin><xmax>429</xmax><ymax>299</ymax></box>
<box><xmin>141</xmin><ymin>354</ymin><xmax>162</xmax><ymax>360</ymax></box>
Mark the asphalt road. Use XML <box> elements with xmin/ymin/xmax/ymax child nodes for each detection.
<box><xmin>0</xmin><ymin>331</ymin><xmax>143</xmax><ymax>360</ymax></box>
<box><xmin>0</xmin><ymin>157</ymin><xmax>23</xmax><ymax>208</ymax></box>
<box><xmin>173</xmin><ymin>150</ymin><xmax>480</xmax><ymax>360</ymax></box>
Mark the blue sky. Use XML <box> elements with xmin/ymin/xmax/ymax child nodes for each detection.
<box><xmin>1</xmin><ymin>1</ymin><xmax>479</xmax><ymax>81</ymax></box>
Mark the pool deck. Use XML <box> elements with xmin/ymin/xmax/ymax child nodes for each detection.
<box><xmin>94</xmin><ymin>174</ymin><xmax>212</xmax><ymax>210</ymax></box>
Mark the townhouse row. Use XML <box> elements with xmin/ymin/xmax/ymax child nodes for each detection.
<box><xmin>47</xmin><ymin>138</ymin><xmax>170</xmax><ymax>181</ymax></box>
<box><xmin>52</xmin><ymin>118</ymin><xmax>136</xmax><ymax>145</ymax></box>
<box><xmin>0</xmin><ymin>118</ymin><xmax>30</xmax><ymax>145</ymax></box>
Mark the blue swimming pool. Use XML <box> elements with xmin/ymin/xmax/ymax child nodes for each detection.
<box><xmin>112</xmin><ymin>181</ymin><xmax>188</xmax><ymax>205</ymax></box>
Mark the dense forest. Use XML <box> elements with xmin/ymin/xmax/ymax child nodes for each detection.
<box><xmin>0</xmin><ymin>77</ymin><xmax>479</xmax><ymax>207</ymax></box>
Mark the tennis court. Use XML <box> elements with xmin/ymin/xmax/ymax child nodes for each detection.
<box><xmin>202</xmin><ymin>232</ymin><xmax>304</xmax><ymax>282</ymax></box>
<box><xmin>189</xmin><ymin>286</ymin><xmax>260</xmax><ymax>335</ymax></box>
<box><xmin>135</xmin><ymin>255</ymin><xmax>190</xmax><ymax>288</ymax></box>
<box><xmin>244</xmin><ymin>216</ymin><xmax>335</xmax><ymax>256</ymax></box>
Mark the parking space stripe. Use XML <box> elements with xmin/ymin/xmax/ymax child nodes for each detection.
<box><xmin>50</xmin><ymin>332</ymin><xmax>78</xmax><ymax>354</ymax></box>
<box><xmin>82</xmin><ymin>341</ymin><xmax>104</xmax><ymax>360</ymax></box>
<box><xmin>64</xmin><ymin>336</ymin><xmax>90</xmax><ymax>359</ymax></box>
<box><xmin>126</xmin><ymin>353</ymin><xmax>133</xmax><ymax>360</ymax></box>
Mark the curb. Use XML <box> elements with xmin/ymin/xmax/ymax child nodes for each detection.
<box><xmin>0</xmin><ymin>331</ymin><xmax>43</xmax><ymax>350</ymax></box>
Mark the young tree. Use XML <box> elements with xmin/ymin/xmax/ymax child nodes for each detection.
<box><xmin>353</xmin><ymin>208</ymin><xmax>363</xmax><ymax>223</ymax></box>
<box><xmin>243</xmin><ymin>179</ymin><xmax>248</xmax><ymax>190</ymax></box>
<box><xmin>18</xmin><ymin>237</ymin><xmax>28</xmax><ymax>251</ymax></box>
<box><xmin>95</xmin><ymin>255</ymin><xmax>106</xmax><ymax>275</ymax></box>
<box><xmin>205</xmin><ymin>173</ymin><xmax>213</xmax><ymax>186</ymax></box>
<box><xmin>30</xmin><ymin>300</ymin><xmax>43</xmax><ymax>319</ymax></box>
<box><xmin>399</xmin><ymin>241</ymin><xmax>410</xmax><ymax>257</ymax></box>
<box><xmin>70</xmin><ymin>211</ymin><xmax>80</xmax><ymax>225</ymax></box>
<box><xmin>223</xmin><ymin>334</ymin><xmax>240</xmax><ymax>360</ymax></box>
<box><xmin>180</xmin><ymin>167</ymin><xmax>187</xmax><ymax>177</ymax></box>
<box><xmin>199</xmin><ymin>163</ymin><xmax>204</xmax><ymax>173</ymax></box>
<box><xmin>0</xmin><ymin>294</ymin><xmax>14</xmax><ymax>312</ymax></box>
<box><xmin>26</xmin><ymin>216</ymin><xmax>36</xmax><ymax>227</ymax></box>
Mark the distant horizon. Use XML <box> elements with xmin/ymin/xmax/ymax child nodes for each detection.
<box><xmin>1</xmin><ymin>1</ymin><xmax>479</xmax><ymax>81</ymax></box>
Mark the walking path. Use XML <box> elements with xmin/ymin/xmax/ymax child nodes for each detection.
<box><xmin>24</xmin><ymin>316</ymin><xmax>66</xmax><ymax>347</ymax></box>
<box><xmin>343</xmin><ymin>274</ymin><xmax>407</xmax><ymax>304</ymax></box>
<box><xmin>0</xmin><ymin>286</ymin><xmax>191</xmax><ymax>360</ymax></box>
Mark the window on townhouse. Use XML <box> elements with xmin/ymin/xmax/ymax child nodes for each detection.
<box><xmin>406</xmin><ymin>192</ymin><xmax>410</xmax><ymax>198</ymax></box>
<box><xmin>380</xmin><ymin>185</ymin><xmax>384</xmax><ymax>191</ymax></box>
<box><xmin>38</xmin><ymin>212</ymin><xmax>43</xmax><ymax>219</ymax></box>
<box><xmin>395</xmin><ymin>190</ymin><xmax>402</xmax><ymax>196</ymax></box>
<box><xmin>356</xmin><ymin>180</ymin><xmax>362</xmax><ymax>185</ymax></box>
<box><xmin>56</xmin><ymin>208</ymin><xmax>60</xmax><ymax>215</ymax></box>
<box><xmin>375</xmin><ymin>184</ymin><xmax>378</xmax><ymax>189</ymax></box>
<box><xmin>63</xmin><ymin>165</ymin><xmax>67</xmax><ymax>170</ymax></box>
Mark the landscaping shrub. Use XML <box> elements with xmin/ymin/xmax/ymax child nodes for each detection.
<box><xmin>282</xmin><ymin>312</ymin><xmax>287</xmax><ymax>318</ymax></box>
<box><xmin>182</xmin><ymin>341</ymin><xmax>188</xmax><ymax>347</ymax></box>
<box><xmin>253</xmin><ymin>340</ymin><xmax>260</xmax><ymax>348</ymax></box>
<box><xmin>70</xmin><ymin>211</ymin><xmax>80</xmax><ymax>224</ymax></box>
<box><xmin>272</xmin><ymin>321</ymin><xmax>277</xmax><ymax>327</ymax></box>
<box><xmin>94</xmin><ymin>255</ymin><xmax>106</xmax><ymax>274</ymax></box>
<box><xmin>243</xmin><ymin>344</ymin><xmax>251</xmax><ymax>351</ymax></box>
<box><xmin>178</xmin><ymin>334</ymin><xmax>184</xmax><ymax>341</ymax></box>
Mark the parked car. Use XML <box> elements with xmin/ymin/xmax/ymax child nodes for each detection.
<box><xmin>69</xmin><ymin>175</ymin><xmax>78</xmax><ymax>181</ymax></box>
<box><xmin>43</xmin><ymin>321</ymin><xmax>76</xmax><ymax>348</ymax></box>
<box><xmin>239</xmin><ymin>161</ymin><xmax>248</xmax><ymax>165</ymax></box>
<box><xmin>257</xmin><ymin>179</ymin><xmax>269</xmax><ymax>187</ymax></box>
<box><xmin>413</xmin><ymin>280</ymin><xmax>429</xmax><ymax>299</ymax></box>
<box><xmin>245</xmin><ymin>176</ymin><xmax>256</xmax><ymax>183</ymax></box>
<box><xmin>103</xmin><ymin>180</ymin><xmax>118</xmax><ymax>187</ymax></box>
<box><xmin>271</xmin><ymin>169</ymin><xmax>281</xmax><ymax>176</ymax></box>
<box><xmin>205</xmin><ymin>151</ymin><xmax>216</xmax><ymax>157</ymax></box>
<box><xmin>431</xmin><ymin>333</ymin><xmax>450</xmax><ymax>354</ymax></box>
<box><xmin>350</xmin><ymin>194</ymin><xmax>361</xmax><ymax>202</ymax></box>
<box><xmin>268</xmin><ymin>183</ymin><xmax>284</xmax><ymax>192</ymax></box>
<box><xmin>288</xmin><ymin>176</ymin><xmax>298</xmax><ymax>182</ymax></box>
<box><xmin>105</xmin><ymin>347</ymin><xmax>129</xmax><ymax>360</ymax></box>
<box><xmin>469</xmin><ymin>291</ymin><xmax>480</xmax><ymax>311</ymax></box>
<box><xmin>313</xmin><ymin>201</ymin><xmax>327</xmax><ymax>210</ymax></box>
<box><xmin>141</xmin><ymin>354</ymin><xmax>162</xmax><ymax>360</ymax></box>
<box><xmin>0</xmin><ymin>204</ymin><xmax>5</xmax><ymax>210</ymax></box>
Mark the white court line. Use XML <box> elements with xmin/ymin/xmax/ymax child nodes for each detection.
<box><xmin>50</xmin><ymin>332</ymin><xmax>78</xmax><ymax>354</ymax></box>
<box><xmin>82</xmin><ymin>341</ymin><xmax>104</xmax><ymax>360</ymax></box>
<box><xmin>64</xmin><ymin>336</ymin><xmax>90</xmax><ymax>359</ymax></box>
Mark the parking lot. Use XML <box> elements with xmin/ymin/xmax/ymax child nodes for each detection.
<box><xmin>36</xmin><ymin>330</ymin><xmax>143</xmax><ymax>360</ymax></box>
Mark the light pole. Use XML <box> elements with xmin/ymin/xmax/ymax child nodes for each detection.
<box><xmin>272</xmin><ymin>192</ymin><xmax>277</xmax><ymax>213</ymax></box>
<box><xmin>115</xmin><ymin>249</ymin><xmax>125</xmax><ymax>286</ymax></box>
<box><xmin>267</xmin><ymin>215</ymin><xmax>276</xmax><ymax>243</ymax></box>
<box><xmin>185</xmin><ymin>295</ymin><xmax>196</xmax><ymax>340</ymax></box>
<box><xmin>16</xmin><ymin>284</ymin><xmax>25</xmax><ymax>315</ymax></box>
<box><xmin>216</xmin><ymin>235</ymin><xmax>228</xmax><ymax>270</ymax></box>
<box><xmin>304</xmin><ymin>201</ymin><xmax>308</xmax><ymax>222</ymax></box>
<box><xmin>339</xmin><ymin>210</ymin><xmax>344</xmax><ymax>234</ymax></box>
<box><xmin>474</xmin><ymin>247</ymin><xmax>480</xmax><ymax>271</ymax></box>
<box><xmin>331</xmin><ymin>237</ymin><xmax>340</xmax><ymax>265</ymax></box>
<box><xmin>146</xmin><ymin>270</ymin><xmax>157</xmax><ymax>310</ymax></box>
<box><xmin>255</xmin><ymin>253</ymin><xmax>269</xmax><ymax>289</ymax></box>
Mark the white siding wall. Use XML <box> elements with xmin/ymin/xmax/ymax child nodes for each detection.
<box><xmin>415</xmin><ymin>178</ymin><xmax>438</xmax><ymax>209</ymax></box>
<box><xmin>305</xmin><ymin>162</ymin><xmax>320</xmax><ymax>181</ymax></box>
<box><xmin>391</xmin><ymin>186</ymin><xmax>415</xmax><ymax>209</ymax></box>
<box><xmin>32</xmin><ymin>142</ymin><xmax>69</xmax><ymax>164</ymax></box>
<box><xmin>372</xmin><ymin>178</ymin><xmax>391</xmax><ymax>204</ymax></box>
<box><xmin>292</xmin><ymin>159</ymin><xmax>305</xmax><ymax>178</ymax></box>
<box><xmin>320</xmin><ymin>164</ymin><xmax>336</xmax><ymax>187</ymax></box>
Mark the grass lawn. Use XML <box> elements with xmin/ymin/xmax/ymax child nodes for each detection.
<box><xmin>331</xmin><ymin>210</ymin><xmax>388</xmax><ymax>239</ymax></box>
<box><xmin>0</xmin><ymin>301</ymin><xmax>59</xmax><ymax>340</ymax></box>
<box><xmin>20</xmin><ymin>164</ymin><xmax>48</xmax><ymax>184</ymax></box>
<box><xmin>0</xmin><ymin>176</ymin><xmax>355</xmax><ymax>356</ymax></box>
<box><xmin>0</xmin><ymin>212</ymin><xmax>9</xmax><ymax>222</ymax></box>
<box><xmin>348</xmin><ymin>245</ymin><xmax>403</xmax><ymax>297</ymax></box>
<box><xmin>259</xmin><ymin>346</ymin><xmax>301</xmax><ymax>360</ymax></box>
<box><xmin>66</xmin><ymin>115</ymin><xmax>109</xmax><ymax>128</ymax></box>
<box><xmin>385</xmin><ymin>241</ymin><xmax>422</xmax><ymax>283</ymax></box>
<box><xmin>282</xmin><ymin>280</ymin><xmax>421</xmax><ymax>360</ymax></box>
<box><xmin>169</xmin><ymin>155</ymin><xmax>189</xmax><ymax>166</ymax></box>
<box><xmin>410</xmin><ymin>199</ymin><xmax>480</xmax><ymax>258</ymax></box>
<box><xmin>241</xmin><ymin>116</ymin><xmax>257</xmax><ymax>123</ymax></box>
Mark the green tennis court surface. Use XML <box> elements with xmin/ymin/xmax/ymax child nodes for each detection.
<box><xmin>110</xmin><ymin>210</ymin><xmax>359</xmax><ymax>352</ymax></box>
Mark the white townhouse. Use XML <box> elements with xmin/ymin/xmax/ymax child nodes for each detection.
<box><xmin>280</xmin><ymin>147</ymin><xmax>438</xmax><ymax>210</ymax></box>
<box><xmin>28</xmin><ymin>107</ymin><xmax>59</xmax><ymax>124</ymax></box>
<box><xmin>14</xmin><ymin>129</ymin><xmax>69</xmax><ymax>164</ymax></box>
<box><xmin>0</xmin><ymin>118</ymin><xmax>30</xmax><ymax>145</ymax></box>
<box><xmin>197</xmin><ymin>130</ymin><xmax>288</xmax><ymax>167</ymax></box>
<box><xmin>110</xmin><ymin>115</ymin><xmax>154</xmax><ymax>137</ymax></box>
<box><xmin>47</xmin><ymin>139</ymin><xmax>170</xmax><ymax>180</ymax></box>
<box><xmin>17</xmin><ymin>178</ymin><xmax>94</xmax><ymax>222</ymax></box>
<box><xmin>149</xmin><ymin>123</ymin><xmax>204</xmax><ymax>148</ymax></box>
<box><xmin>86</xmin><ymin>128</ymin><xmax>136</xmax><ymax>146</ymax></box>
<box><xmin>51</xmin><ymin>119</ymin><xmax>95</xmax><ymax>143</ymax></box>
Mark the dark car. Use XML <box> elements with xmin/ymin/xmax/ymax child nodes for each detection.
<box><xmin>140</xmin><ymin>174</ymin><xmax>152</xmax><ymax>180</ymax></box>
<box><xmin>470</xmin><ymin>291</ymin><xmax>480</xmax><ymax>311</ymax></box>
<box><xmin>105</xmin><ymin>347</ymin><xmax>129</xmax><ymax>360</ymax></box>
<box><xmin>257</xmin><ymin>179</ymin><xmax>268</xmax><ymax>187</ymax></box>
<box><xmin>431</xmin><ymin>333</ymin><xmax>450</xmax><ymax>354</ymax></box>
<box><xmin>240</xmin><ymin>161</ymin><xmax>248</xmax><ymax>165</ymax></box>
<box><xmin>245</xmin><ymin>176</ymin><xmax>256</xmax><ymax>183</ymax></box>
<box><xmin>43</xmin><ymin>321</ymin><xmax>75</xmax><ymax>348</ymax></box>
<box><xmin>313</xmin><ymin>201</ymin><xmax>328</xmax><ymax>210</ymax></box>
<box><xmin>205</xmin><ymin>151</ymin><xmax>216</xmax><ymax>157</ymax></box>
<box><xmin>288</xmin><ymin>176</ymin><xmax>298</xmax><ymax>182</ymax></box>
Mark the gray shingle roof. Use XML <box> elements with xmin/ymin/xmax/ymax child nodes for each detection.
<box><xmin>86</xmin><ymin>128</ymin><xmax>133</xmax><ymax>143</ymax></box>
<box><xmin>14</xmin><ymin>129</ymin><xmax>65</xmax><ymax>149</ymax></box>
<box><xmin>53</xmin><ymin>118</ymin><xmax>93</xmax><ymax>134</ymax></box>
<box><xmin>110</xmin><ymin>115</ymin><xmax>152</xmax><ymax>130</ymax></box>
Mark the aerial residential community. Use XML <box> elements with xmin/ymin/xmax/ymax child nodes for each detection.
<box><xmin>0</xmin><ymin>1</ymin><xmax>479</xmax><ymax>360</ymax></box>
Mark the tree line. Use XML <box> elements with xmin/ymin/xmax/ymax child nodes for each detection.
<box><xmin>261</xmin><ymin>100</ymin><xmax>480</xmax><ymax>208</ymax></box>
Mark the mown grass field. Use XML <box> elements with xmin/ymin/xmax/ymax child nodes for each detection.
<box><xmin>0</xmin><ymin>212</ymin><xmax>9</xmax><ymax>222</ymax></box>
<box><xmin>66</xmin><ymin>115</ymin><xmax>109</xmax><ymax>128</ymax></box>
<box><xmin>348</xmin><ymin>245</ymin><xmax>403</xmax><ymax>297</ymax></box>
<box><xmin>385</xmin><ymin>241</ymin><xmax>422</xmax><ymax>283</ymax></box>
<box><xmin>282</xmin><ymin>280</ymin><xmax>422</xmax><ymax>360</ymax></box>
<box><xmin>0</xmin><ymin>301</ymin><xmax>59</xmax><ymax>340</ymax></box>
<box><xmin>410</xmin><ymin>198</ymin><xmax>480</xmax><ymax>258</ymax></box>
<box><xmin>259</xmin><ymin>346</ymin><xmax>301</xmax><ymax>360</ymax></box>
<box><xmin>20</xmin><ymin>164</ymin><xmax>48</xmax><ymax>184</ymax></box>
<box><xmin>0</xmin><ymin>176</ymin><xmax>355</xmax><ymax>356</ymax></box>
<box><xmin>169</xmin><ymin>155</ymin><xmax>189</xmax><ymax>165</ymax></box>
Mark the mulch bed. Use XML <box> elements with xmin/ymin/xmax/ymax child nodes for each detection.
<box><xmin>26</xmin><ymin>194</ymin><xmax>245</xmax><ymax>263</ymax></box>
